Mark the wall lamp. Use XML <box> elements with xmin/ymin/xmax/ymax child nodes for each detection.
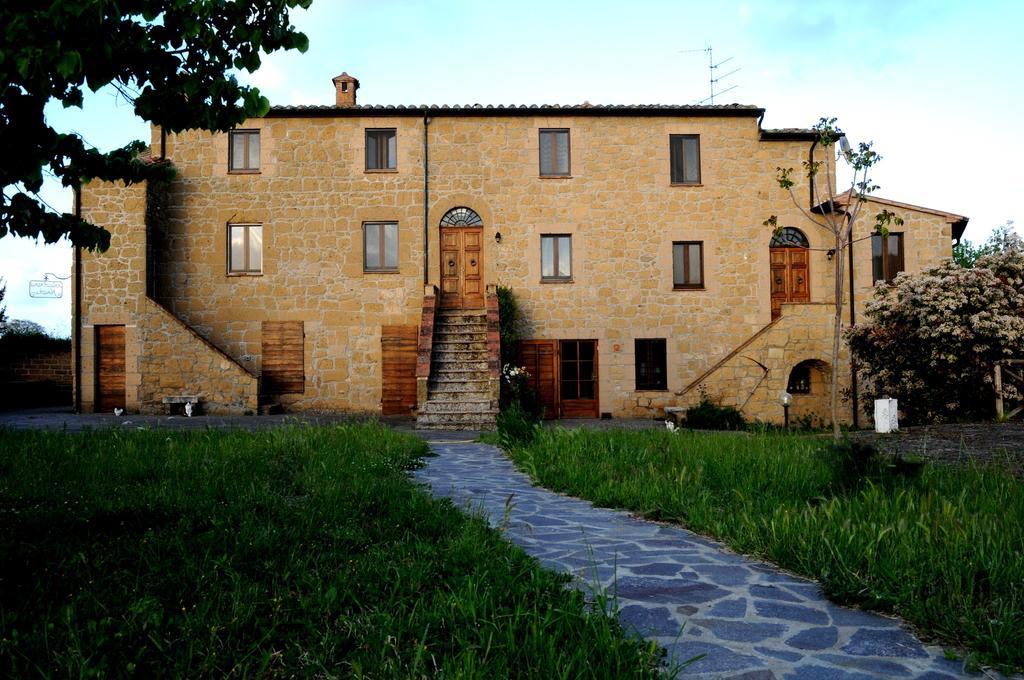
<box><xmin>494</xmin><ymin>231</ymin><xmax>502</xmax><ymax>243</ymax></box>
<box><xmin>826</xmin><ymin>249</ymin><xmax>836</xmax><ymax>262</ymax></box>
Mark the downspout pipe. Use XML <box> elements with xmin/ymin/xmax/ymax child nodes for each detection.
<box><xmin>849</xmin><ymin>219</ymin><xmax>859</xmax><ymax>428</ymax></box>
<box><xmin>422</xmin><ymin>112</ymin><xmax>430</xmax><ymax>285</ymax></box>
<box><xmin>73</xmin><ymin>186</ymin><xmax>82</xmax><ymax>413</ymax></box>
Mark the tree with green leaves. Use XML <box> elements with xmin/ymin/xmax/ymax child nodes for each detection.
<box><xmin>1</xmin><ymin>0</ymin><xmax>311</xmax><ymax>252</ymax></box>
<box><xmin>0</xmin><ymin>277</ymin><xmax>6</xmax><ymax>324</ymax></box>
<box><xmin>953</xmin><ymin>221</ymin><xmax>1022</xmax><ymax>268</ymax></box>
<box><xmin>765</xmin><ymin>118</ymin><xmax>902</xmax><ymax>440</ymax></box>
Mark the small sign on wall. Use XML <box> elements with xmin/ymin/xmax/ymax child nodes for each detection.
<box><xmin>29</xmin><ymin>280</ymin><xmax>63</xmax><ymax>298</ymax></box>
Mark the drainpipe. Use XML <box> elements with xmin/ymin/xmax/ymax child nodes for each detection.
<box><xmin>422</xmin><ymin>112</ymin><xmax>430</xmax><ymax>285</ymax></box>
<box><xmin>808</xmin><ymin>138</ymin><xmax>818</xmax><ymax>208</ymax></box>
<box><xmin>73</xmin><ymin>186</ymin><xmax>82</xmax><ymax>413</ymax></box>
<box><xmin>848</xmin><ymin>215</ymin><xmax>859</xmax><ymax>428</ymax></box>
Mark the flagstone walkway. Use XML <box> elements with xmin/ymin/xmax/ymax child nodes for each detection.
<box><xmin>414</xmin><ymin>437</ymin><xmax>979</xmax><ymax>679</ymax></box>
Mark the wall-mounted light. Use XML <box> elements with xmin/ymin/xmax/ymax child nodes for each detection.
<box><xmin>826</xmin><ymin>249</ymin><xmax>836</xmax><ymax>262</ymax></box>
<box><xmin>494</xmin><ymin>231</ymin><xmax>502</xmax><ymax>243</ymax></box>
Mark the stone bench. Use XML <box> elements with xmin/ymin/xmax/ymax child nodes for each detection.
<box><xmin>664</xmin><ymin>406</ymin><xmax>685</xmax><ymax>425</ymax></box>
<box><xmin>162</xmin><ymin>395</ymin><xmax>201</xmax><ymax>416</ymax></box>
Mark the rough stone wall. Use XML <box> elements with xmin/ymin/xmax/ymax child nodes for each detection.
<box><xmin>115</xmin><ymin>112</ymin><xmax>956</xmax><ymax>420</ymax></box>
<box><xmin>3</xmin><ymin>350</ymin><xmax>72</xmax><ymax>389</ymax></box>
<box><xmin>137</xmin><ymin>298</ymin><xmax>257</xmax><ymax>414</ymax></box>
<box><xmin>76</xmin><ymin>181</ymin><xmax>148</xmax><ymax>412</ymax></box>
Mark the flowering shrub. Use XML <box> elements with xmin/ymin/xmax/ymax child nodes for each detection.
<box><xmin>846</xmin><ymin>249</ymin><xmax>1024</xmax><ymax>423</ymax></box>
<box><xmin>500</xmin><ymin>363</ymin><xmax>536</xmax><ymax>412</ymax></box>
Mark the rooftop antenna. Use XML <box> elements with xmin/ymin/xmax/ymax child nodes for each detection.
<box><xmin>680</xmin><ymin>45</ymin><xmax>740</xmax><ymax>105</ymax></box>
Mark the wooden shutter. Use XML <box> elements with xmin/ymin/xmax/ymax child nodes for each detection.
<box><xmin>261</xmin><ymin>321</ymin><xmax>304</xmax><ymax>394</ymax></box>
<box><xmin>381</xmin><ymin>325</ymin><xmax>418</xmax><ymax>415</ymax></box>
<box><xmin>95</xmin><ymin>325</ymin><xmax>126</xmax><ymax>412</ymax></box>
<box><xmin>519</xmin><ymin>340</ymin><xmax>558</xmax><ymax>419</ymax></box>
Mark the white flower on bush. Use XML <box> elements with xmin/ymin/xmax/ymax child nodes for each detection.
<box><xmin>501</xmin><ymin>364</ymin><xmax>531</xmax><ymax>383</ymax></box>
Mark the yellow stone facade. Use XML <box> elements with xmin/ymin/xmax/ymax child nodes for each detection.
<box><xmin>74</xmin><ymin>86</ymin><xmax>964</xmax><ymax>424</ymax></box>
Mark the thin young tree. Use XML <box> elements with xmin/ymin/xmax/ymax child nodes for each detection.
<box><xmin>765</xmin><ymin>117</ymin><xmax>902</xmax><ymax>440</ymax></box>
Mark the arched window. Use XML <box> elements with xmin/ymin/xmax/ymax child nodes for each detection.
<box><xmin>439</xmin><ymin>207</ymin><xmax>483</xmax><ymax>227</ymax></box>
<box><xmin>769</xmin><ymin>227</ymin><xmax>809</xmax><ymax>248</ymax></box>
<box><xmin>787</xmin><ymin>359</ymin><xmax>826</xmax><ymax>394</ymax></box>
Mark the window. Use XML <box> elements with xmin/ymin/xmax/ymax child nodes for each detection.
<box><xmin>364</xmin><ymin>222</ymin><xmax>399</xmax><ymax>271</ymax></box>
<box><xmin>365</xmin><ymin>129</ymin><xmax>397</xmax><ymax>170</ymax></box>
<box><xmin>872</xmin><ymin>232</ymin><xmax>905</xmax><ymax>283</ymax></box>
<box><xmin>670</xmin><ymin>134</ymin><xmax>700</xmax><ymax>184</ymax></box>
<box><xmin>539</xmin><ymin>129</ymin><xmax>570</xmax><ymax>176</ymax></box>
<box><xmin>541</xmin><ymin>234</ymin><xmax>572</xmax><ymax>280</ymax></box>
<box><xmin>787</xmin><ymin>363</ymin><xmax>812</xmax><ymax>394</ymax></box>
<box><xmin>635</xmin><ymin>339</ymin><xmax>667</xmax><ymax>390</ymax></box>
<box><xmin>229</xmin><ymin>130</ymin><xmax>260</xmax><ymax>172</ymax></box>
<box><xmin>672</xmin><ymin>241</ymin><xmax>704</xmax><ymax>288</ymax></box>
<box><xmin>228</xmin><ymin>224</ymin><xmax>262</xmax><ymax>274</ymax></box>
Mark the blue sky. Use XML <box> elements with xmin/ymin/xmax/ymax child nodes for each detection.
<box><xmin>4</xmin><ymin>0</ymin><xmax>1022</xmax><ymax>335</ymax></box>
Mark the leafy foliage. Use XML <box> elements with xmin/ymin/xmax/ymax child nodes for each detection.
<box><xmin>0</xmin><ymin>319</ymin><xmax>70</xmax><ymax>355</ymax></box>
<box><xmin>1</xmin><ymin>0</ymin><xmax>311</xmax><ymax>251</ymax></box>
<box><xmin>953</xmin><ymin>221</ymin><xmax>1022</xmax><ymax>268</ymax></box>
<box><xmin>496</xmin><ymin>400</ymin><xmax>540</xmax><ymax>447</ymax></box>
<box><xmin>847</xmin><ymin>249</ymin><xmax>1024</xmax><ymax>423</ymax></box>
<box><xmin>683</xmin><ymin>392</ymin><xmax>747</xmax><ymax>431</ymax></box>
<box><xmin>0</xmin><ymin>278</ymin><xmax>6</xmax><ymax>323</ymax></box>
<box><xmin>496</xmin><ymin>285</ymin><xmax>521</xmax><ymax>368</ymax></box>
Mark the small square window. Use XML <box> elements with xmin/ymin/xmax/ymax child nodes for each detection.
<box><xmin>228</xmin><ymin>224</ymin><xmax>262</xmax><ymax>274</ymax></box>
<box><xmin>229</xmin><ymin>130</ymin><xmax>260</xmax><ymax>172</ymax></box>
<box><xmin>364</xmin><ymin>222</ymin><xmax>399</xmax><ymax>271</ymax></box>
<box><xmin>539</xmin><ymin>129</ymin><xmax>570</xmax><ymax>176</ymax></box>
<box><xmin>635</xmin><ymin>339</ymin><xmax>667</xmax><ymax>391</ymax></box>
<box><xmin>670</xmin><ymin>134</ymin><xmax>700</xmax><ymax>184</ymax></box>
<box><xmin>871</xmin><ymin>232</ymin><xmax>904</xmax><ymax>283</ymax></box>
<box><xmin>366</xmin><ymin>129</ymin><xmax>397</xmax><ymax>170</ymax></box>
<box><xmin>672</xmin><ymin>241</ymin><xmax>704</xmax><ymax>288</ymax></box>
<box><xmin>541</xmin><ymin>234</ymin><xmax>572</xmax><ymax>280</ymax></box>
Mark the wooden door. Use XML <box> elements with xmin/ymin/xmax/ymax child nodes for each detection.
<box><xmin>261</xmin><ymin>321</ymin><xmax>305</xmax><ymax>394</ymax></box>
<box><xmin>770</xmin><ymin>248</ymin><xmax>810</xmax><ymax>320</ymax></box>
<box><xmin>95</xmin><ymin>325</ymin><xmax>126</xmax><ymax>412</ymax></box>
<box><xmin>381</xmin><ymin>325</ymin><xmax>418</xmax><ymax>415</ymax></box>
<box><xmin>519</xmin><ymin>340</ymin><xmax>558</xmax><ymax>419</ymax></box>
<box><xmin>440</xmin><ymin>227</ymin><xmax>484</xmax><ymax>309</ymax></box>
<box><xmin>559</xmin><ymin>340</ymin><xmax>599</xmax><ymax>418</ymax></box>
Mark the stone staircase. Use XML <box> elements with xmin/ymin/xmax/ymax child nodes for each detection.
<box><xmin>416</xmin><ymin>309</ymin><xmax>498</xmax><ymax>430</ymax></box>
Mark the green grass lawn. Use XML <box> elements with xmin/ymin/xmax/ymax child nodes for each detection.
<box><xmin>505</xmin><ymin>427</ymin><xmax>1024</xmax><ymax>671</ymax></box>
<box><xmin>0</xmin><ymin>424</ymin><xmax>665</xmax><ymax>677</ymax></box>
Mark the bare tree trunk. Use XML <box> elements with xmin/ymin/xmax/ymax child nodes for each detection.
<box><xmin>831</xmin><ymin>231</ymin><xmax>845</xmax><ymax>441</ymax></box>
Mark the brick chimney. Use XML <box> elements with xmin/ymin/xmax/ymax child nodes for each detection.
<box><xmin>332</xmin><ymin>72</ymin><xmax>359</xmax><ymax>107</ymax></box>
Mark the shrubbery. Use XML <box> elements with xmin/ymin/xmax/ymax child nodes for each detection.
<box><xmin>847</xmin><ymin>249</ymin><xmax>1024</xmax><ymax>423</ymax></box>
<box><xmin>682</xmin><ymin>391</ymin><xmax>746</xmax><ymax>431</ymax></box>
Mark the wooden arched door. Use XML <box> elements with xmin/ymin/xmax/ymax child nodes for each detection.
<box><xmin>439</xmin><ymin>207</ymin><xmax>485</xmax><ymax>310</ymax></box>
<box><xmin>769</xmin><ymin>227</ymin><xmax>810</xmax><ymax>321</ymax></box>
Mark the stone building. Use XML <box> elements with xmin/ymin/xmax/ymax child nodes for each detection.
<box><xmin>73</xmin><ymin>72</ymin><xmax>967</xmax><ymax>427</ymax></box>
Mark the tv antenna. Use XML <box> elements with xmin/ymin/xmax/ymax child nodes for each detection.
<box><xmin>680</xmin><ymin>45</ymin><xmax>740</xmax><ymax>105</ymax></box>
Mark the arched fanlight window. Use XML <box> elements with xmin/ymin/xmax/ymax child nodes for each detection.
<box><xmin>769</xmin><ymin>227</ymin><xmax>809</xmax><ymax>248</ymax></box>
<box><xmin>439</xmin><ymin>207</ymin><xmax>483</xmax><ymax>227</ymax></box>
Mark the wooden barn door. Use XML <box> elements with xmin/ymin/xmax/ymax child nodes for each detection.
<box><xmin>95</xmin><ymin>325</ymin><xmax>126</xmax><ymax>412</ymax></box>
<box><xmin>519</xmin><ymin>340</ymin><xmax>558</xmax><ymax>419</ymax></box>
<box><xmin>440</xmin><ymin>227</ymin><xmax>484</xmax><ymax>309</ymax></box>
<box><xmin>770</xmin><ymin>248</ymin><xmax>810</xmax><ymax>320</ymax></box>
<box><xmin>381</xmin><ymin>325</ymin><xmax>418</xmax><ymax>415</ymax></box>
<box><xmin>261</xmin><ymin>321</ymin><xmax>305</xmax><ymax>394</ymax></box>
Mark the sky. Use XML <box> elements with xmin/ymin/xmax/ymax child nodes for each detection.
<box><xmin>3</xmin><ymin>0</ymin><xmax>1022</xmax><ymax>336</ymax></box>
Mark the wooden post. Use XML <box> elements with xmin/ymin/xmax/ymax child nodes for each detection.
<box><xmin>995</xmin><ymin>362</ymin><xmax>1004</xmax><ymax>419</ymax></box>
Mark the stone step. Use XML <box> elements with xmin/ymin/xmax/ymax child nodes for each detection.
<box><xmin>432</xmin><ymin>352</ymin><xmax>489</xmax><ymax>364</ymax></box>
<box><xmin>432</xmin><ymin>358</ymin><xmax>489</xmax><ymax>371</ymax></box>
<box><xmin>436</xmin><ymin>310</ymin><xmax>487</xmax><ymax>320</ymax></box>
<box><xmin>416</xmin><ymin>411</ymin><xmax>497</xmax><ymax>430</ymax></box>
<box><xmin>433</xmin><ymin>341</ymin><xmax>488</xmax><ymax>352</ymax></box>
<box><xmin>426</xmin><ymin>389</ymin><xmax>491</xmax><ymax>402</ymax></box>
<box><xmin>421</xmin><ymin>400</ymin><xmax>495</xmax><ymax>414</ymax></box>
<box><xmin>428</xmin><ymin>378</ymin><xmax>491</xmax><ymax>392</ymax></box>
<box><xmin>432</xmin><ymin>331</ymin><xmax>486</xmax><ymax>343</ymax></box>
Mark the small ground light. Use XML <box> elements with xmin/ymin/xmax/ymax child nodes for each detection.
<box><xmin>780</xmin><ymin>391</ymin><xmax>792</xmax><ymax>428</ymax></box>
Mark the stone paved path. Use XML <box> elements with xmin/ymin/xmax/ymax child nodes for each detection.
<box><xmin>414</xmin><ymin>437</ymin><xmax>980</xmax><ymax>679</ymax></box>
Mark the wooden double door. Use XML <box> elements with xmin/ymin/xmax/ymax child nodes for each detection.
<box><xmin>519</xmin><ymin>339</ymin><xmax>599</xmax><ymax>419</ymax></box>
<box><xmin>440</xmin><ymin>226</ymin><xmax>484</xmax><ymax>309</ymax></box>
<box><xmin>770</xmin><ymin>247</ymin><xmax>810</xmax><ymax>320</ymax></box>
